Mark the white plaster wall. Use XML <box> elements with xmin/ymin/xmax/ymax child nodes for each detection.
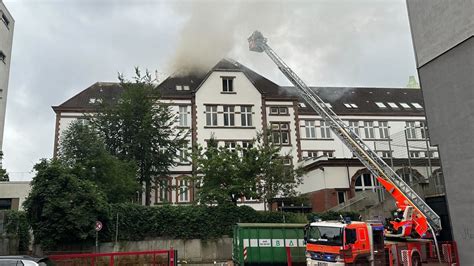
<box><xmin>195</xmin><ymin>71</ymin><xmax>263</xmax><ymax>146</ymax></box>
<box><xmin>0</xmin><ymin>181</ymin><xmax>31</xmax><ymax>210</ymax></box>
<box><xmin>0</xmin><ymin>2</ymin><xmax>14</xmax><ymax>151</ymax></box>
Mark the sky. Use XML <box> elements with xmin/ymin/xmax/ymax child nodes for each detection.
<box><xmin>2</xmin><ymin>0</ymin><xmax>418</xmax><ymax>180</ymax></box>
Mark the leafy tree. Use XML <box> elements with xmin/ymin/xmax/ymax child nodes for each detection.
<box><xmin>59</xmin><ymin>121</ymin><xmax>139</xmax><ymax>203</ymax></box>
<box><xmin>91</xmin><ymin>69</ymin><xmax>187</xmax><ymax>205</ymax></box>
<box><xmin>24</xmin><ymin>160</ymin><xmax>108</xmax><ymax>249</ymax></box>
<box><xmin>0</xmin><ymin>152</ymin><xmax>9</xmax><ymax>181</ymax></box>
<box><xmin>193</xmin><ymin>135</ymin><xmax>302</xmax><ymax>208</ymax></box>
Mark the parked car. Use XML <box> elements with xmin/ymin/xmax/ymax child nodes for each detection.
<box><xmin>0</xmin><ymin>256</ymin><xmax>54</xmax><ymax>266</ymax></box>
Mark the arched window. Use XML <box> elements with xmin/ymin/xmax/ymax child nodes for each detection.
<box><xmin>354</xmin><ymin>173</ymin><xmax>379</xmax><ymax>192</ymax></box>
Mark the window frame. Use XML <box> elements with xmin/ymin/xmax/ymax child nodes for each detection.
<box><xmin>240</xmin><ymin>106</ymin><xmax>253</xmax><ymax>127</ymax></box>
<box><xmin>269</xmin><ymin>106</ymin><xmax>289</xmax><ymax>116</ymax></box>
<box><xmin>177</xmin><ymin>179</ymin><xmax>190</xmax><ymax>203</ymax></box>
<box><xmin>221</xmin><ymin>76</ymin><xmax>235</xmax><ymax>93</ymax></box>
<box><xmin>223</xmin><ymin>105</ymin><xmax>235</xmax><ymax>126</ymax></box>
<box><xmin>178</xmin><ymin>106</ymin><xmax>189</xmax><ymax>127</ymax></box>
<box><xmin>363</xmin><ymin>121</ymin><xmax>375</xmax><ymax>139</ymax></box>
<box><xmin>205</xmin><ymin>105</ymin><xmax>218</xmax><ymax>126</ymax></box>
<box><xmin>271</xmin><ymin>122</ymin><xmax>291</xmax><ymax>145</ymax></box>
<box><xmin>319</xmin><ymin>120</ymin><xmax>332</xmax><ymax>139</ymax></box>
<box><xmin>304</xmin><ymin>120</ymin><xmax>316</xmax><ymax>138</ymax></box>
<box><xmin>378</xmin><ymin>121</ymin><xmax>389</xmax><ymax>139</ymax></box>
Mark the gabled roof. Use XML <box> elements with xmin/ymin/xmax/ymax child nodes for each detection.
<box><xmin>52</xmin><ymin>58</ymin><xmax>425</xmax><ymax>117</ymax></box>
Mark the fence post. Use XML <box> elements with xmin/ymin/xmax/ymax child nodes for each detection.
<box><xmin>285</xmin><ymin>246</ymin><xmax>292</xmax><ymax>266</ymax></box>
<box><xmin>169</xmin><ymin>247</ymin><xmax>175</xmax><ymax>266</ymax></box>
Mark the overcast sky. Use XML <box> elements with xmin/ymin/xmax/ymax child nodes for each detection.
<box><xmin>3</xmin><ymin>0</ymin><xmax>417</xmax><ymax>180</ymax></box>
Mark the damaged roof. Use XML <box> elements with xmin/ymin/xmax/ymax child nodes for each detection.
<box><xmin>53</xmin><ymin>59</ymin><xmax>425</xmax><ymax>116</ymax></box>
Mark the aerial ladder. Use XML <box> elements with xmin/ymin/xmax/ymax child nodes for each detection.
<box><xmin>247</xmin><ymin>31</ymin><xmax>442</xmax><ymax>241</ymax></box>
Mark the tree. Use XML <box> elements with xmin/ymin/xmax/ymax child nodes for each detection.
<box><xmin>91</xmin><ymin>69</ymin><xmax>188</xmax><ymax>205</ymax></box>
<box><xmin>24</xmin><ymin>160</ymin><xmax>108</xmax><ymax>249</ymax></box>
<box><xmin>59</xmin><ymin>121</ymin><xmax>139</xmax><ymax>203</ymax></box>
<box><xmin>193</xmin><ymin>135</ymin><xmax>302</xmax><ymax>208</ymax></box>
<box><xmin>0</xmin><ymin>152</ymin><xmax>9</xmax><ymax>181</ymax></box>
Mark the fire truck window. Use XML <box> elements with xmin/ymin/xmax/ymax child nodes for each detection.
<box><xmin>345</xmin><ymin>228</ymin><xmax>356</xmax><ymax>244</ymax></box>
<box><xmin>307</xmin><ymin>226</ymin><xmax>343</xmax><ymax>246</ymax></box>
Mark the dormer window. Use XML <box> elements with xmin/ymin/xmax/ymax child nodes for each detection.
<box><xmin>176</xmin><ymin>85</ymin><xmax>183</xmax><ymax>91</ymax></box>
<box><xmin>183</xmin><ymin>85</ymin><xmax>190</xmax><ymax>91</ymax></box>
<box><xmin>344</xmin><ymin>103</ymin><xmax>358</xmax><ymax>109</ymax></box>
<box><xmin>221</xmin><ymin>77</ymin><xmax>235</xmax><ymax>93</ymax></box>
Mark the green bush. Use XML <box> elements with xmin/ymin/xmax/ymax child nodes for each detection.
<box><xmin>4</xmin><ymin>210</ymin><xmax>30</xmax><ymax>252</ymax></box>
<box><xmin>100</xmin><ymin>204</ymin><xmax>308</xmax><ymax>241</ymax></box>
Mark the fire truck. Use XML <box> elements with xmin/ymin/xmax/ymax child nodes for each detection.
<box><xmin>248</xmin><ymin>31</ymin><xmax>458</xmax><ymax>265</ymax></box>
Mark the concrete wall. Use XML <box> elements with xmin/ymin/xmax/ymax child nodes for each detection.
<box><xmin>36</xmin><ymin>237</ymin><xmax>233</xmax><ymax>264</ymax></box>
<box><xmin>406</xmin><ymin>0</ymin><xmax>474</xmax><ymax>67</ymax></box>
<box><xmin>0</xmin><ymin>1</ymin><xmax>14</xmax><ymax>151</ymax></box>
<box><xmin>407</xmin><ymin>0</ymin><xmax>474</xmax><ymax>263</ymax></box>
<box><xmin>0</xmin><ymin>181</ymin><xmax>31</xmax><ymax>210</ymax></box>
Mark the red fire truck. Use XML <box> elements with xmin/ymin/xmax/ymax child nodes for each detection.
<box><xmin>248</xmin><ymin>31</ymin><xmax>458</xmax><ymax>265</ymax></box>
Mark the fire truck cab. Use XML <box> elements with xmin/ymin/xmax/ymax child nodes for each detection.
<box><xmin>305</xmin><ymin>220</ymin><xmax>385</xmax><ymax>265</ymax></box>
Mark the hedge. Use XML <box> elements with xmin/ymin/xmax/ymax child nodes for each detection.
<box><xmin>95</xmin><ymin>204</ymin><xmax>359</xmax><ymax>242</ymax></box>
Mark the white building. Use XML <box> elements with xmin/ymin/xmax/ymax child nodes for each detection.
<box><xmin>52</xmin><ymin>59</ymin><xmax>441</xmax><ymax>211</ymax></box>
<box><xmin>0</xmin><ymin>1</ymin><xmax>13</xmax><ymax>152</ymax></box>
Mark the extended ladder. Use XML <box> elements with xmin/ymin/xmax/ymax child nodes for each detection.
<box><xmin>248</xmin><ymin>31</ymin><xmax>441</xmax><ymax>235</ymax></box>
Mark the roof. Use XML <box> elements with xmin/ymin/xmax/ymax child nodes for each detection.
<box><xmin>53</xmin><ymin>59</ymin><xmax>425</xmax><ymax>116</ymax></box>
<box><xmin>295</xmin><ymin>87</ymin><xmax>425</xmax><ymax>116</ymax></box>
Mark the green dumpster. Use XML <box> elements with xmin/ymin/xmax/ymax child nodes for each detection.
<box><xmin>233</xmin><ymin>223</ymin><xmax>306</xmax><ymax>266</ymax></box>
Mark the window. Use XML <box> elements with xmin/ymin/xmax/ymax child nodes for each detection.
<box><xmin>205</xmin><ymin>105</ymin><xmax>218</xmax><ymax>126</ymax></box>
<box><xmin>269</xmin><ymin>106</ymin><xmax>288</xmax><ymax>115</ymax></box>
<box><xmin>1</xmin><ymin>12</ymin><xmax>9</xmax><ymax>28</ymax></box>
<box><xmin>378</xmin><ymin>151</ymin><xmax>392</xmax><ymax>158</ymax></box>
<box><xmin>222</xmin><ymin>77</ymin><xmax>234</xmax><ymax>92</ymax></box>
<box><xmin>178</xmin><ymin>142</ymin><xmax>189</xmax><ymax>163</ymax></box>
<box><xmin>176</xmin><ymin>85</ymin><xmax>183</xmax><ymax>91</ymax></box>
<box><xmin>178</xmin><ymin>179</ymin><xmax>189</xmax><ymax>202</ymax></box>
<box><xmin>321</xmin><ymin>150</ymin><xmax>334</xmax><ymax>158</ymax></box>
<box><xmin>241</xmin><ymin>106</ymin><xmax>252</xmax><ymax>126</ymax></box>
<box><xmin>410</xmin><ymin>151</ymin><xmax>421</xmax><ymax>158</ymax></box>
<box><xmin>223</xmin><ymin>106</ymin><xmax>235</xmax><ymax>126</ymax></box>
<box><xmin>241</xmin><ymin>141</ymin><xmax>252</xmax><ymax>149</ymax></box>
<box><xmin>158</xmin><ymin>179</ymin><xmax>170</xmax><ymax>202</ymax></box>
<box><xmin>225</xmin><ymin>141</ymin><xmax>237</xmax><ymax>153</ymax></box>
<box><xmin>271</xmin><ymin>122</ymin><xmax>290</xmax><ymax>145</ymax></box>
<box><xmin>387</xmin><ymin>102</ymin><xmax>399</xmax><ymax>109</ymax></box>
<box><xmin>375</xmin><ymin>102</ymin><xmax>386</xmax><ymax>108</ymax></box>
<box><xmin>298</xmin><ymin>102</ymin><xmax>306</xmax><ymax>108</ymax></box>
<box><xmin>0</xmin><ymin>198</ymin><xmax>12</xmax><ymax>210</ymax></box>
<box><xmin>344</xmin><ymin>103</ymin><xmax>358</xmax><ymax>108</ymax></box>
<box><xmin>348</xmin><ymin>121</ymin><xmax>360</xmax><ymax>136</ymax></box>
<box><xmin>306</xmin><ymin>151</ymin><xmax>318</xmax><ymax>158</ymax></box>
<box><xmin>305</xmin><ymin>120</ymin><xmax>316</xmax><ymax>138</ymax></box>
<box><xmin>179</xmin><ymin>106</ymin><xmax>189</xmax><ymax>127</ymax></box>
<box><xmin>354</xmin><ymin>173</ymin><xmax>379</xmax><ymax>192</ymax></box>
<box><xmin>364</xmin><ymin>121</ymin><xmax>375</xmax><ymax>139</ymax></box>
<box><xmin>419</xmin><ymin>121</ymin><xmax>427</xmax><ymax>139</ymax></box>
<box><xmin>405</xmin><ymin>121</ymin><xmax>417</xmax><ymax>139</ymax></box>
<box><xmin>324</xmin><ymin>102</ymin><xmax>332</xmax><ymax>108</ymax></box>
<box><xmin>183</xmin><ymin>85</ymin><xmax>190</xmax><ymax>91</ymax></box>
<box><xmin>400</xmin><ymin>103</ymin><xmax>411</xmax><ymax>109</ymax></box>
<box><xmin>0</xmin><ymin>51</ymin><xmax>5</xmax><ymax>63</ymax></box>
<box><xmin>411</xmin><ymin>103</ymin><xmax>423</xmax><ymax>109</ymax></box>
<box><xmin>281</xmin><ymin>157</ymin><xmax>292</xmax><ymax>165</ymax></box>
<box><xmin>337</xmin><ymin>191</ymin><xmax>346</xmax><ymax>204</ymax></box>
<box><xmin>319</xmin><ymin>120</ymin><xmax>332</xmax><ymax>139</ymax></box>
<box><xmin>378</xmin><ymin>121</ymin><xmax>389</xmax><ymax>139</ymax></box>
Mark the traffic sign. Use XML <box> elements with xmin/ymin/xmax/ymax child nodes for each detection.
<box><xmin>95</xmin><ymin>221</ymin><xmax>103</xmax><ymax>232</ymax></box>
